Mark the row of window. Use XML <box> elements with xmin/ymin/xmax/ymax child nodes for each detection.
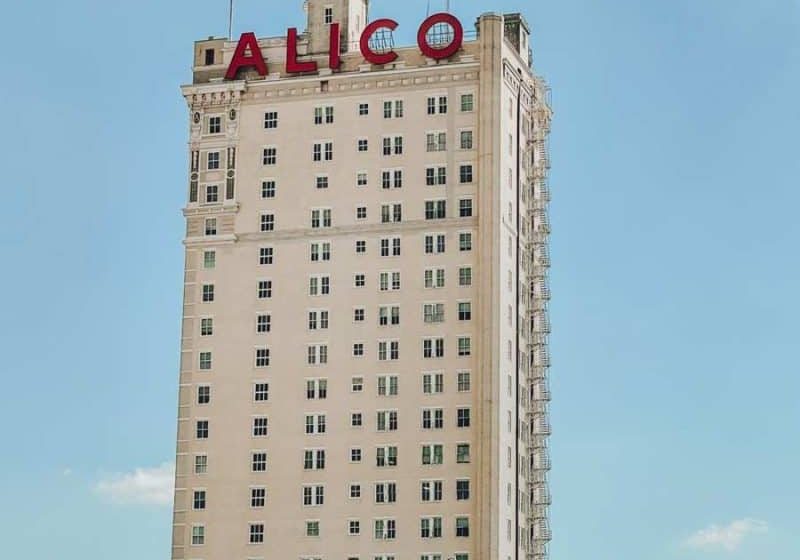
<box><xmin>191</xmin><ymin>518</ymin><xmax>473</xmax><ymax>547</ymax></box>
<box><xmin>194</xmin><ymin>335</ymin><xmax>472</xmax><ymax>371</ymax></box>
<box><xmin>200</xmin><ymin>253</ymin><xmax>474</xmax><ymax>288</ymax></box>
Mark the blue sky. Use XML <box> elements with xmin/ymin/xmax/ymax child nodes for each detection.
<box><xmin>0</xmin><ymin>0</ymin><xmax>798</xmax><ymax>558</ymax></box>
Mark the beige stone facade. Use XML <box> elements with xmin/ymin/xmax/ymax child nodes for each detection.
<box><xmin>172</xmin><ymin>3</ymin><xmax>552</xmax><ymax>560</ymax></box>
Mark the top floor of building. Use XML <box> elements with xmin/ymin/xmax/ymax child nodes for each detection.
<box><xmin>188</xmin><ymin>0</ymin><xmax>538</xmax><ymax>86</ymax></box>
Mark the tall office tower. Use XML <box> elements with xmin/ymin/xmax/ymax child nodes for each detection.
<box><xmin>172</xmin><ymin>2</ymin><xmax>552</xmax><ymax>560</ymax></box>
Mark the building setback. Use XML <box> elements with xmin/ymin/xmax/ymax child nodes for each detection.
<box><xmin>172</xmin><ymin>2</ymin><xmax>552</xmax><ymax>559</ymax></box>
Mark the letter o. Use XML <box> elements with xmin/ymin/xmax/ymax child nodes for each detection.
<box><xmin>417</xmin><ymin>13</ymin><xmax>463</xmax><ymax>60</ymax></box>
<box><xmin>360</xmin><ymin>18</ymin><xmax>399</xmax><ymax>65</ymax></box>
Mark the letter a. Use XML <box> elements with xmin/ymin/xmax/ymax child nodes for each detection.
<box><xmin>225</xmin><ymin>32</ymin><xmax>268</xmax><ymax>80</ymax></box>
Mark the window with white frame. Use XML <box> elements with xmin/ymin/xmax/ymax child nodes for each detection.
<box><xmin>383</xmin><ymin>99</ymin><xmax>403</xmax><ymax>118</ymax></box>
<box><xmin>303</xmin><ymin>448</ymin><xmax>326</xmax><ymax>470</ymax></box>
<box><xmin>194</xmin><ymin>454</ymin><xmax>208</xmax><ymax>474</ymax></box>
<box><xmin>351</xmin><ymin>411</ymin><xmax>363</xmax><ymax>427</ymax></box>
<box><xmin>421</xmin><ymin>516</ymin><xmax>443</xmax><ymax>538</ymax></box>
<box><xmin>423</xmin><ymin>303</ymin><xmax>445</xmax><ymax>323</ymax></box>
<box><xmin>426</xmin><ymin>166</ymin><xmax>447</xmax><ymax>186</ymax></box>
<box><xmin>460</xmin><ymin>93</ymin><xmax>475</xmax><ymax>112</ymax></box>
<box><xmin>306</xmin><ymin>378</ymin><xmax>328</xmax><ymax>399</ymax></box>
<box><xmin>200</xmin><ymin>317</ymin><xmax>213</xmax><ymax>336</ymax></box>
<box><xmin>380</xmin><ymin>237</ymin><xmax>401</xmax><ymax>257</ymax></box>
<box><xmin>204</xmin><ymin>184</ymin><xmax>219</xmax><ymax>204</ymax></box>
<box><xmin>260</xmin><ymin>213</ymin><xmax>274</xmax><ymax>232</ymax></box>
<box><xmin>207</xmin><ymin>151</ymin><xmax>220</xmax><ymax>169</ymax></box>
<box><xmin>456</xmin><ymin>479</ymin><xmax>471</xmax><ymax>500</ymax></box>
<box><xmin>459</xmin><ymin>198</ymin><xmax>473</xmax><ymax>217</ymax></box>
<box><xmin>381</xmin><ymin>168</ymin><xmax>403</xmax><ymax>189</ymax></box>
<box><xmin>458</xmin><ymin>266</ymin><xmax>472</xmax><ymax>286</ymax></box>
<box><xmin>255</xmin><ymin>347</ymin><xmax>270</xmax><ymax>367</ymax></box>
<box><xmin>424</xmin><ymin>267</ymin><xmax>446</xmax><ymax>288</ymax></box>
<box><xmin>310</xmin><ymin>241</ymin><xmax>331</xmax><ymax>262</ymax></box>
<box><xmin>458</xmin><ymin>302</ymin><xmax>472</xmax><ymax>321</ymax></box>
<box><xmin>377</xmin><ymin>375</ymin><xmax>399</xmax><ymax>396</ymax></box>
<box><xmin>251</xmin><ymin>487</ymin><xmax>266</xmax><ymax>507</ymax></box>
<box><xmin>259</xmin><ymin>247</ymin><xmax>273</xmax><ymax>265</ymax></box>
<box><xmin>353</xmin><ymin>307</ymin><xmax>365</xmax><ymax>322</ymax></box>
<box><xmin>457</xmin><ymin>336</ymin><xmax>471</xmax><ymax>356</ymax></box>
<box><xmin>256</xmin><ymin>314</ymin><xmax>271</xmax><ymax>334</ymax></box>
<box><xmin>315</xmin><ymin>175</ymin><xmax>329</xmax><ymax>189</ymax></box>
<box><xmin>264</xmin><ymin>111</ymin><xmax>278</xmax><ymax>129</ymax></box>
<box><xmin>357</xmin><ymin>138</ymin><xmax>369</xmax><ymax>152</ymax></box>
<box><xmin>305</xmin><ymin>520</ymin><xmax>320</xmax><ymax>537</ymax></box>
<box><xmin>204</xmin><ymin>218</ymin><xmax>217</xmax><ymax>236</ymax></box>
<box><xmin>376</xmin><ymin>410</ymin><xmax>398</xmax><ymax>431</ymax></box>
<box><xmin>423</xmin><ymin>338</ymin><xmax>445</xmax><ymax>358</ymax></box>
<box><xmin>313</xmin><ymin>141</ymin><xmax>333</xmax><ymax>161</ymax></box>
<box><xmin>460</xmin><ymin>129</ymin><xmax>474</xmax><ymax>149</ymax></box>
<box><xmin>203</xmin><ymin>250</ymin><xmax>215</xmax><ymax>269</ymax></box>
<box><xmin>349</xmin><ymin>519</ymin><xmax>361</xmax><ymax>535</ymax></box>
<box><xmin>254</xmin><ymin>382</ymin><xmax>269</xmax><ymax>401</ymax></box>
<box><xmin>314</xmin><ymin>105</ymin><xmax>334</xmax><ymax>124</ymax></box>
<box><xmin>381</xmin><ymin>203</ymin><xmax>402</xmax><ymax>223</ymax></box>
<box><xmin>357</xmin><ymin>171</ymin><xmax>368</xmax><ymax>187</ymax></box>
<box><xmin>197</xmin><ymin>385</ymin><xmax>210</xmax><ymax>405</ymax></box>
<box><xmin>459</xmin><ymin>163</ymin><xmax>474</xmax><ymax>183</ymax></box>
<box><xmin>459</xmin><ymin>232</ymin><xmax>472</xmax><ymax>251</ymax></box>
<box><xmin>195</xmin><ymin>420</ymin><xmax>209</xmax><ymax>439</ymax></box>
<box><xmin>424</xmin><ymin>233</ymin><xmax>446</xmax><ymax>254</ymax></box>
<box><xmin>251</xmin><ymin>451</ymin><xmax>267</xmax><ymax>471</ymax></box>
<box><xmin>457</xmin><ymin>371</ymin><xmax>471</xmax><ymax>392</ymax></box>
<box><xmin>374</xmin><ymin>481</ymin><xmax>397</xmax><ymax>503</ymax></box>
<box><xmin>202</xmin><ymin>283</ymin><xmax>214</xmax><ymax>302</ymax></box>
<box><xmin>308</xmin><ymin>275</ymin><xmax>330</xmax><ymax>296</ymax></box>
<box><xmin>382</xmin><ymin>135</ymin><xmax>403</xmax><ymax>156</ymax></box>
<box><xmin>422</xmin><ymin>408</ymin><xmax>444</xmax><ymax>429</ymax></box>
<box><xmin>303</xmin><ymin>484</ymin><xmax>325</xmax><ymax>506</ymax></box>
<box><xmin>423</xmin><ymin>372</ymin><xmax>444</xmax><ymax>394</ymax></box>
<box><xmin>421</xmin><ymin>443</ymin><xmax>444</xmax><ymax>465</ymax></box>
<box><xmin>374</xmin><ymin>518</ymin><xmax>396</xmax><ymax>540</ymax></box>
<box><xmin>378</xmin><ymin>271</ymin><xmax>401</xmax><ymax>291</ymax></box>
<box><xmin>305</xmin><ymin>414</ymin><xmax>326</xmax><ymax>434</ymax></box>
<box><xmin>376</xmin><ymin>445</ymin><xmax>398</xmax><ymax>467</ymax></box>
<box><xmin>310</xmin><ymin>208</ymin><xmax>332</xmax><ymax>228</ymax></box>
<box><xmin>262</xmin><ymin>147</ymin><xmax>276</xmax><ymax>165</ymax></box>
<box><xmin>199</xmin><ymin>351</ymin><xmax>212</xmax><ymax>370</ymax></box>
<box><xmin>426</xmin><ymin>131</ymin><xmax>447</xmax><ymax>152</ymax></box>
<box><xmin>378</xmin><ymin>305</ymin><xmax>400</xmax><ymax>326</ymax></box>
<box><xmin>351</xmin><ymin>377</ymin><xmax>364</xmax><ymax>392</ymax></box>
<box><xmin>425</xmin><ymin>200</ymin><xmax>446</xmax><ymax>220</ymax></box>
<box><xmin>261</xmin><ymin>179</ymin><xmax>276</xmax><ymax>198</ymax></box>
<box><xmin>421</xmin><ymin>480</ymin><xmax>443</xmax><ymax>502</ymax></box>
<box><xmin>253</xmin><ymin>416</ymin><xmax>269</xmax><ymax>436</ymax></box>
<box><xmin>456</xmin><ymin>516</ymin><xmax>470</xmax><ymax>537</ymax></box>
<box><xmin>359</xmin><ymin>102</ymin><xmax>369</xmax><ymax>116</ymax></box>
<box><xmin>307</xmin><ymin>344</ymin><xmax>328</xmax><ymax>365</ymax></box>
<box><xmin>207</xmin><ymin>115</ymin><xmax>222</xmax><ymax>134</ymax></box>
<box><xmin>456</xmin><ymin>443</ymin><xmax>471</xmax><ymax>463</ymax></box>
<box><xmin>257</xmin><ymin>280</ymin><xmax>272</xmax><ymax>299</ymax></box>
<box><xmin>307</xmin><ymin>310</ymin><xmax>329</xmax><ymax>330</ymax></box>
<box><xmin>191</xmin><ymin>525</ymin><xmax>205</xmax><ymax>545</ymax></box>
<box><xmin>378</xmin><ymin>340</ymin><xmax>399</xmax><ymax>361</ymax></box>
<box><xmin>427</xmin><ymin>95</ymin><xmax>448</xmax><ymax>114</ymax></box>
<box><xmin>249</xmin><ymin>523</ymin><xmax>265</xmax><ymax>543</ymax></box>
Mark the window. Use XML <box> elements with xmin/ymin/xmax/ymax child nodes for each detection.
<box><xmin>306</xmin><ymin>521</ymin><xmax>320</xmax><ymax>537</ymax></box>
<box><xmin>193</xmin><ymin>489</ymin><xmax>206</xmax><ymax>510</ymax></box>
<box><xmin>307</xmin><ymin>310</ymin><xmax>329</xmax><ymax>330</ymax></box>
<box><xmin>382</xmin><ymin>135</ymin><xmax>403</xmax><ymax>156</ymax></box>
<box><xmin>457</xmin><ymin>479</ymin><xmax>470</xmax><ymax>500</ymax></box>
<box><xmin>251</xmin><ymin>487</ymin><xmax>266</xmax><ymax>507</ymax></box>
<box><xmin>353</xmin><ymin>343</ymin><xmax>364</xmax><ymax>357</ymax></box>
<box><xmin>204</xmin><ymin>184</ymin><xmax>219</xmax><ymax>204</ymax></box>
<box><xmin>307</xmin><ymin>344</ymin><xmax>329</xmax><ymax>364</ymax></box>
<box><xmin>304</xmin><ymin>449</ymin><xmax>326</xmax><ymax>470</ymax></box>
<box><xmin>264</xmin><ymin>111</ymin><xmax>278</xmax><ymax>129</ymax></box>
<box><xmin>420</xmin><ymin>516</ymin><xmax>443</xmax><ymax>538</ymax></box>
<box><xmin>427</xmin><ymin>95</ymin><xmax>448</xmax><ymax>114</ymax></box>
<box><xmin>191</xmin><ymin>525</ymin><xmax>205</xmax><ymax>545</ymax></box>
<box><xmin>377</xmin><ymin>375</ymin><xmax>399</xmax><ymax>396</ymax></box>
<box><xmin>376</xmin><ymin>445</ymin><xmax>398</xmax><ymax>467</ymax></box>
<box><xmin>324</xmin><ymin>6</ymin><xmax>333</xmax><ymax>24</ymax></box>
<box><xmin>261</xmin><ymin>180</ymin><xmax>276</xmax><ymax>198</ymax></box>
<box><xmin>459</xmin><ymin>164</ymin><xmax>474</xmax><ymax>184</ymax></box>
<box><xmin>376</xmin><ymin>410</ymin><xmax>398</xmax><ymax>431</ymax></box>
<box><xmin>458</xmin><ymin>302</ymin><xmax>472</xmax><ymax>321</ymax></box>
<box><xmin>358</xmin><ymin>138</ymin><xmax>369</xmax><ymax>152</ymax></box>
<box><xmin>374</xmin><ymin>519</ymin><xmax>396</xmax><ymax>540</ymax></box>
<box><xmin>351</xmin><ymin>377</ymin><xmax>364</xmax><ymax>392</ymax></box>
<box><xmin>359</xmin><ymin>102</ymin><xmax>369</xmax><ymax>115</ymax></box>
<box><xmin>424</xmin><ymin>234</ymin><xmax>446</xmax><ymax>255</ymax></box>
<box><xmin>459</xmin><ymin>266</ymin><xmax>472</xmax><ymax>287</ymax></box>
<box><xmin>378</xmin><ymin>340</ymin><xmax>399</xmax><ymax>361</ymax></box>
<box><xmin>204</xmin><ymin>48</ymin><xmax>215</xmax><ymax>65</ymax></box>
<box><xmin>380</xmin><ymin>237</ymin><xmax>401</xmax><ymax>257</ymax></box>
<box><xmin>457</xmin><ymin>443</ymin><xmax>471</xmax><ymax>463</ymax></box>
<box><xmin>194</xmin><ymin>454</ymin><xmax>208</xmax><ymax>474</ymax></box>
<box><xmin>314</xmin><ymin>105</ymin><xmax>335</xmax><ymax>124</ymax></box>
<box><xmin>200</xmin><ymin>317</ymin><xmax>213</xmax><ymax>336</ymax></box>
<box><xmin>459</xmin><ymin>199</ymin><xmax>473</xmax><ymax>217</ymax></box>
<box><xmin>458</xmin><ymin>337</ymin><xmax>471</xmax><ymax>356</ymax></box>
<box><xmin>457</xmin><ymin>408</ymin><xmax>471</xmax><ymax>428</ymax></box>
<box><xmin>315</xmin><ymin>175</ymin><xmax>329</xmax><ymax>189</ymax></box>
<box><xmin>303</xmin><ymin>485</ymin><xmax>325</xmax><ymax>506</ymax></box>
<box><xmin>422</xmin><ymin>408</ymin><xmax>444</xmax><ymax>429</ymax></box>
<box><xmin>424</xmin><ymin>268</ymin><xmax>446</xmax><ymax>289</ymax></box>
<box><xmin>423</xmin><ymin>303</ymin><xmax>445</xmax><ymax>323</ymax></box>
<box><xmin>207</xmin><ymin>151</ymin><xmax>220</xmax><ymax>170</ymax></box>
<box><xmin>197</xmin><ymin>385</ymin><xmax>210</xmax><ymax>404</ymax></box>
<box><xmin>423</xmin><ymin>338</ymin><xmax>445</xmax><ymax>359</ymax></box>
<box><xmin>421</xmin><ymin>444</ymin><xmax>444</xmax><ymax>465</ymax></box>
<box><xmin>356</xmin><ymin>206</ymin><xmax>367</xmax><ymax>220</ymax></box>
<box><xmin>422</xmin><ymin>372</ymin><xmax>444</xmax><ymax>394</ymax></box>
<box><xmin>381</xmin><ymin>203</ymin><xmax>402</xmax><ymax>223</ymax></box>
<box><xmin>353</xmin><ymin>307</ymin><xmax>365</xmax><ymax>322</ymax></box>
<box><xmin>202</xmin><ymin>284</ymin><xmax>215</xmax><ymax>303</ymax></box>
<box><xmin>256</xmin><ymin>314</ymin><xmax>272</xmax><ymax>334</ymax></box>
<box><xmin>460</xmin><ymin>129</ymin><xmax>474</xmax><ymax>149</ymax></box>
<box><xmin>350</xmin><ymin>448</ymin><xmax>362</xmax><ymax>462</ymax></box>
<box><xmin>426</xmin><ymin>131</ymin><xmax>447</xmax><ymax>152</ymax></box>
<box><xmin>199</xmin><ymin>351</ymin><xmax>212</xmax><ymax>370</ymax></box>
<box><xmin>378</xmin><ymin>305</ymin><xmax>400</xmax><ymax>326</ymax></box>
<box><xmin>313</xmin><ymin>141</ymin><xmax>333</xmax><ymax>161</ymax></box>
<box><xmin>310</xmin><ymin>241</ymin><xmax>331</xmax><ymax>262</ymax></box>
<box><xmin>350</xmin><ymin>483</ymin><xmax>362</xmax><ymax>498</ymax></box>
<box><xmin>255</xmin><ymin>347</ymin><xmax>270</xmax><ymax>367</ymax></box>
<box><xmin>260</xmin><ymin>213</ymin><xmax>275</xmax><ymax>232</ymax></box>
<box><xmin>351</xmin><ymin>412</ymin><xmax>363</xmax><ymax>427</ymax></box>
<box><xmin>204</xmin><ymin>218</ymin><xmax>217</xmax><ymax>236</ymax></box>
<box><xmin>196</xmin><ymin>420</ymin><xmax>209</xmax><ymax>439</ymax></box>
<box><xmin>259</xmin><ymin>247</ymin><xmax>273</xmax><ymax>265</ymax></box>
<box><xmin>306</xmin><ymin>379</ymin><xmax>328</xmax><ymax>399</ymax></box>
<box><xmin>257</xmin><ymin>280</ymin><xmax>272</xmax><ymax>299</ymax></box>
<box><xmin>262</xmin><ymin>147</ymin><xmax>277</xmax><ymax>165</ymax></box>
<box><xmin>305</xmin><ymin>414</ymin><xmax>327</xmax><ymax>434</ymax></box>
<box><xmin>253</xmin><ymin>417</ymin><xmax>269</xmax><ymax>436</ymax></box>
<box><xmin>311</xmin><ymin>208</ymin><xmax>332</xmax><ymax>229</ymax></box>
<box><xmin>379</xmin><ymin>271</ymin><xmax>401</xmax><ymax>291</ymax></box>
<box><xmin>349</xmin><ymin>519</ymin><xmax>361</xmax><ymax>535</ymax></box>
<box><xmin>357</xmin><ymin>171</ymin><xmax>368</xmax><ymax>187</ymax></box>
<box><xmin>308</xmin><ymin>275</ymin><xmax>330</xmax><ymax>296</ymax></box>
<box><xmin>254</xmin><ymin>382</ymin><xmax>269</xmax><ymax>401</ymax></box>
<box><xmin>457</xmin><ymin>371</ymin><xmax>471</xmax><ymax>392</ymax></box>
<box><xmin>374</xmin><ymin>482</ymin><xmax>397</xmax><ymax>504</ymax></box>
<box><xmin>383</xmin><ymin>99</ymin><xmax>403</xmax><ymax>118</ymax></box>
<box><xmin>460</xmin><ymin>93</ymin><xmax>474</xmax><ymax>112</ymax></box>
<box><xmin>459</xmin><ymin>232</ymin><xmax>473</xmax><ymax>251</ymax></box>
<box><xmin>426</xmin><ymin>166</ymin><xmax>447</xmax><ymax>186</ymax></box>
<box><xmin>249</xmin><ymin>523</ymin><xmax>265</xmax><ymax>543</ymax></box>
<box><xmin>421</xmin><ymin>480</ymin><xmax>443</xmax><ymax>502</ymax></box>
<box><xmin>425</xmin><ymin>200</ymin><xmax>447</xmax><ymax>220</ymax></box>
<box><xmin>203</xmin><ymin>250</ymin><xmax>215</xmax><ymax>269</ymax></box>
<box><xmin>456</xmin><ymin>517</ymin><xmax>470</xmax><ymax>537</ymax></box>
<box><xmin>354</xmin><ymin>273</ymin><xmax>366</xmax><ymax>287</ymax></box>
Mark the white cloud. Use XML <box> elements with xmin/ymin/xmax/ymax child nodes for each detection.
<box><xmin>93</xmin><ymin>462</ymin><xmax>174</xmax><ymax>506</ymax></box>
<box><xmin>684</xmin><ymin>518</ymin><xmax>768</xmax><ymax>551</ymax></box>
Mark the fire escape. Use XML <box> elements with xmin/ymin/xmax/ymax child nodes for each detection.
<box><xmin>526</xmin><ymin>75</ymin><xmax>552</xmax><ymax>560</ymax></box>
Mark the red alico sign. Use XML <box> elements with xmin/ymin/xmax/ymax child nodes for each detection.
<box><xmin>225</xmin><ymin>13</ymin><xmax>463</xmax><ymax>80</ymax></box>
